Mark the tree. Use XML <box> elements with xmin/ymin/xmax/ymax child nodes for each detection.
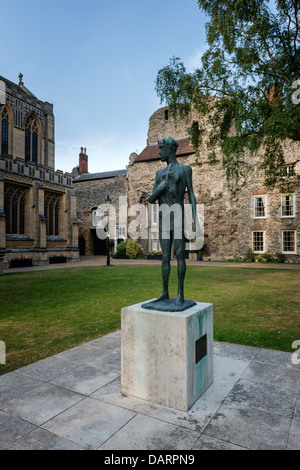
<box><xmin>155</xmin><ymin>0</ymin><xmax>300</xmax><ymax>188</ymax></box>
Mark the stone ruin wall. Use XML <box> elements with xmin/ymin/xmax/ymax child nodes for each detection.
<box><xmin>147</xmin><ymin>106</ymin><xmax>193</xmax><ymax>145</ymax></box>
<box><xmin>128</xmin><ymin>106</ymin><xmax>300</xmax><ymax>262</ymax></box>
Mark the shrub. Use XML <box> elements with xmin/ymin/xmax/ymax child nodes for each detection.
<box><xmin>113</xmin><ymin>241</ymin><xmax>128</xmax><ymax>259</ymax></box>
<box><xmin>245</xmin><ymin>247</ymin><xmax>255</xmax><ymax>262</ymax></box>
<box><xmin>259</xmin><ymin>253</ymin><xmax>271</xmax><ymax>262</ymax></box>
<box><xmin>126</xmin><ymin>240</ymin><xmax>142</xmax><ymax>259</ymax></box>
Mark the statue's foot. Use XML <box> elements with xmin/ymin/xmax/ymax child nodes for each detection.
<box><xmin>152</xmin><ymin>292</ymin><xmax>169</xmax><ymax>302</ymax></box>
<box><xmin>173</xmin><ymin>294</ymin><xmax>184</xmax><ymax>306</ymax></box>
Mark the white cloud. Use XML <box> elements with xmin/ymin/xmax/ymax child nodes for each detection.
<box><xmin>186</xmin><ymin>46</ymin><xmax>208</xmax><ymax>72</ymax></box>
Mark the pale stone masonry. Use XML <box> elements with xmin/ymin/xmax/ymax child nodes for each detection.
<box><xmin>0</xmin><ymin>74</ymin><xmax>79</xmax><ymax>270</ymax></box>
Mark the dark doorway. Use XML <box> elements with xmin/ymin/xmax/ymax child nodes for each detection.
<box><xmin>92</xmin><ymin>229</ymin><xmax>107</xmax><ymax>255</ymax></box>
<box><xmin>79</xmin><ymin>237</ymin><xmax>85</xmax><ymax>255</ymax></box>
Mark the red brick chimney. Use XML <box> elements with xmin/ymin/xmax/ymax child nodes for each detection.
<box><xmin>79</xmin><ymin>147</ymin><xmax>88</xmax><ymax>175</ymax></box>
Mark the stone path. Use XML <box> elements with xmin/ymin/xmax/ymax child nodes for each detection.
<box><xmin>4</xmin><ymin>255</ymin><xmax>300</xmax><ymax>274</ymax></box>
<box><xmin>0</xmin><ymin>331</ymin><xmax>299</xmax><ymax>450</ymax></box>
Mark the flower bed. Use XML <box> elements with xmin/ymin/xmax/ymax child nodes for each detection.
<box><xmin>49</xmin><ymin>255</ymin><xmax>67</xmax><ymax>264</ymax></box>
<box><xmin>10</xmin><ymin>256</ymin><xmax>33</xmax><ymax>268</ymax></box>
<box><xmin>146</xmin><ymin>251</ymin><xmax>162</xmax><ymax>260</ymax></box>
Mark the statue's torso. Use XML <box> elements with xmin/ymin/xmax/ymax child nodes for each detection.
<box><xmin>156</xmin><ymin>163</ymin><xmax>187</xmax><ymax>235</ymax></box>
<box><xmin>156</xmin><ymin>162</ymin><xmax>186</xmax><ymax>206</ymax></box>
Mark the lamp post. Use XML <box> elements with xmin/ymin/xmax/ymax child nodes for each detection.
<box><xmin>105</xmin><ymin>195</ymin><xmax>111</xmax><ymax>266</ymax></box>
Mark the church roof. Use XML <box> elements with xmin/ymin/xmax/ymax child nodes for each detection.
<box><xmin>73</xmin><ymin>169</ymin><xmax>127</xmax><ymax>182</ymax></box>
<box><xmin>134</xmin><ymin>137</ymin><xmax>194</xmax><ymax>163</ymax></box>
<box><xmin>0</xmin><ymin>74</ymin><xmax>37</xmax><ymax>98</ymax></box>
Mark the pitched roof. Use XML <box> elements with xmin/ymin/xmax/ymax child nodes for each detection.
<box><xmin>73</xmin><ymin>169</ymin><xmax>126</xmax><ymax>182</ymax></box>
<box><xmin>134</xmin><ymin>137</ymin><xmax>194</xmax><ymax>163</ymax></box>
<box><xmin>0</xmin><ymin>75</ymin><xmax>37</xmax><ymax>98</ymax></box>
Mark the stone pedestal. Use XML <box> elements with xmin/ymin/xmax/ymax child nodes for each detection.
<box><xmin>121</xmin><ymin>300</ymin><xmax>213</xmax><ymax>412</ymax></box>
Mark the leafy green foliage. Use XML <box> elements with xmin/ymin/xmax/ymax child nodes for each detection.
<box><xmin>113</xmin><ymin>241</ymin><xmax>129</xmax><ymax>258</ymax></box>
<box><xmin>155</xmin><ymin>0</ymin><xmax>300</xmax><ymax>188</ymax></box>
<box><xmin>126</xmin><ymin>239</ymin><xmax>142</xmax><ymax>259</ymax></box>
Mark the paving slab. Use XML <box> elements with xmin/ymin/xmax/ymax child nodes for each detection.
<box><xmin>0</xmin><ymin>372</ymin><xmax>45</xmax><ymax>405</ymax></box>
<box><xmin>294</xmin><ymin>396</ymin><xmax>300</xmax><ymax>420</ymax></box>
<box><xmin>241</xmin><ymin>360</ymin><xmax>300</xmax><ymax>389</ymax></box>
<box><xmin>14</xmin><ymin>354</ymin><xmax>85</xmax><ymax>382</ymax></box>
<box><xmin>50</xmin><ymin>364</ymin><xmax>120</xmax><ymax>395</ymax></box>
<box><xmin>222</xmin><ymin>378</ymin><xmax>297</xmax><ymax>418</ymax></box>
<box><xmin>254</xmin><ymin>347</ymin><xmax>300</xmax><ymax>370</ymax></box>
<box><xmin>0</xmin><ymin>382</ymin><xmax>85</xmax><ymax>426</ymax></box>
<box><xmin>0</xmin><ymin>410</ymin><xmax>36</xmax><ymax>450</ymax></box>
<box><xmin>204</xmin><ymin>402</ymin><xmax>292</xmax><ymax>450</ymax></box>
<box><xmin>98</xmin><ymin>413</ymin><xmax>200</xmax><ymax>450</ymax></box>
<box><xmin>42</xmin><ymin>397</ymin><xmax>136</xmax><ymax>450</ymax></box>
<box><xmin>288</xmin><ymin>418</ymin><xmax>300</xmax><ymax>450</ymax></box>
<box><xmin>0</xmin><ymin>330</ymin><xmax>299</xmax><ymax>450</ymax></box>
<box><xmin>192</xmin><ymin>434</ymin><xmax>247</xmax><ymax>450</ymax></box>
<box><xmin>8</xmin><ymin>427</ymin><xmax>84</xmax><ymax>450</ymax></box>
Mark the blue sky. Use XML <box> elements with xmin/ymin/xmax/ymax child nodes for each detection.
<box><xmin>1</xmin><ymin>0</ymin><xmax>208</xmax><ymax>174</ymax></box>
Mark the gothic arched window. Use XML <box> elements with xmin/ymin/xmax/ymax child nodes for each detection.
<box><xmin>44</xmin><ymin>192</ymin><xmax>60</xmax><ymax>236</ymax></box>
<box><xmin>25</xmin><ymin>114</ymin><xmax>39</xmax><ymax>164</ymax></box>
<box><xmin>1</xmin><ymin>106</ymin><xmax>9</xmax><ymax>155</ymax></box>
<box><xmin>4</xmin><ymin>184</ymin><xmax>26</xmax><ymax>234</ymax></box>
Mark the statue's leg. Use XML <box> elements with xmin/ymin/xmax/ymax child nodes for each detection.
<box><xmin>173</xmin><ymin>238</ymin><xmax>186</xmax><ymax>305</ymax></box>
<box><xmin>153</xmin><ymin>235</ymin><xmax>171</xmax><ymax>302</ymax></box>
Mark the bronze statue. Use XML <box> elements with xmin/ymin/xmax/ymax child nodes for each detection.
<box><xmin>142</xmin><ymin>137</ymin><xmax>198</xmax><ymax>312</ymax></box>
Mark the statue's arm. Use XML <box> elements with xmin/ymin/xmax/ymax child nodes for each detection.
<box><xmin>185</xmin><ymin>166</ymin><xmax>198</xmax><ymax>232</ymax></box>
<box><xmin>148</xmin><ymin>172</ymin><xmax>166</xmax><ymax>203</ymax></box>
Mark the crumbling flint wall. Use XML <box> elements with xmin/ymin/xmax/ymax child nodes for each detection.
<box><xmin>74</xmin><ymin>175</ymin><xmax>127</xmax><ymax>255</ymax></box>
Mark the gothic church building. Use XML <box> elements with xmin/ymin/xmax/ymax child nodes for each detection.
<box><xmin>0</xmin><ymin>74</ymin><xmax>79</xmax><ymax>270</ymax></box>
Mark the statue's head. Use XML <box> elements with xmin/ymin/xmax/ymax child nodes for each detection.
<box><xmin>158</xmin><ymin>137</ymin><xmax>178</xmax><ymax>161</ymax></box>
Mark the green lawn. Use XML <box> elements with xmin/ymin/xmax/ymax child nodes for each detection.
<box><xmin>0</xmin><ymin>265</ymin><xmax>299</xmax><ymax>375</ymax></box>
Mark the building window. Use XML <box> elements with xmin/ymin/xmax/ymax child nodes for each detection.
<box><xmin>25</xmin><ymin>114</ymin><xmax>39</xmax><ymax>164</ymax></box>
<box><xmin>252</xmin><ymin>231</ymin><xmax>265</xmax><ymax>253</ymax></box>
<box><xmin>150</xmin><ymin>232</ymin><xmax>160</xmax><ymax>252</ymax></box>
<box><xmin>1</xmin><ymin>106</ymin><xmax>9</xmax><ymax>155</ymax></box>
<box><xmin>115</xmin><ymin>225</ymin><xmax>126</xmax><ymax>240</ymax></box>
<box><xmin>44</xmin><ymin>192</ymin><xmax>60</xmax><ymax>236</ymax></box>
<box><xmin>253</xmin><ymin>195</ymin><xmax>267</xmax><ymax>218</ymax></box>
<box><xmin>151</xmin><ymin>233</ymin><xmax>158</xmax><ymax>251</ymax></box>
<box><xmin>282</xmin><ymin>231</ymin><xmax>296</xmax><ymax>254</ymax></box>
<box><xmin>4</xmin><ymin>184</ymin><xmax>26</xmax><ymax>234</ymax></box>
<box><xmin>151</xmin><ymin>203</ymin><xmax>158</xmax><ymax>226</ymax></box>
<box><xmin>280</xmin><ymin>193</ymin><xmax>295</xmax><ymax>218</ymax></box>
<box><xmin>281</xmin><ymin>164</ymin><xmax>296</xmax><ymax>177</ymax></box>
<box><xmin>92</xmin><ymin>209</ymin><xmax>102</xmax><ymax>227</ymax></box>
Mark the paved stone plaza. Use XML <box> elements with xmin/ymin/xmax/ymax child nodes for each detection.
<box><xmin>0</xmin><ymin>330</ymin><xmax>299</xmax><ymax>450</ymax></box>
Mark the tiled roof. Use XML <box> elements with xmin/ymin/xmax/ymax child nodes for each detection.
<box><xmin>134</xmin><ymin>137</ymin><xmax>194</xmax><ymax>163</ymax></box>
<box><xmin>74</xmin><ymin>169</ymin><xmax>126</xmax><ymax>182</ymax></box>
